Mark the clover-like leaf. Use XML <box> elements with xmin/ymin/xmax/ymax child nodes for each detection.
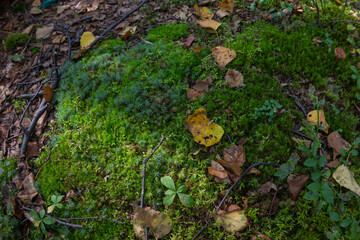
<box><xmin>30</xmin><ymin>209</ymin><xmax>40</xmax><ymax>221</ymax></box>
<box><xmin>43</xmin><ymin>216</ymin><xmax>56</xmax><ymax>225</ymax></box>
<box><xmin>165</xmin><ymin>189</ymin><xmax>176</xmax><ymax>195</ymax></box>
<box><xmin>177</xmin><ymin>193</ymin><xmax>194</xmax><ymax>207</ymax></box>
<box><xmin>40</xmin><ymin>222</ymin><xmax>47</xmax><ymax>235</ymax></box>
<box><xmin>163</xmin><ymin>194</ymin><xmax>176</xmax><ymax>206</ymax></box>
<box><xmin>39</xmin><ymin>209</ymin><xmax>45</xmax><ymax>219</ymax></box>
<box><xmin>161</xmin><ymin>176</ymin><xmax>176</xmax><ymax>190</ymax></box>
<box><xmin>177</xmin><ymin>185</ymin><xmax>187</xmax><ymax>193</ymax></box>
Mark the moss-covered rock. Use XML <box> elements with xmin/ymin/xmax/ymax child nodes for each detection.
<box><xmin>4</xmin><ymin>33</ymin><xmax>29</xmax><ymax>50</ymax></box>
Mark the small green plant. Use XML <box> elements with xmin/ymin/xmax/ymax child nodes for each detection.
<box><xmin>4</xmin><ymin>33</ymin><xmax>29</xmax><ymax>51</ymax></box>
<box><xmin>350</xmin><ymin>65</ymin><xmax>360</xmax><ymax>100</ymax></box>
<box><xmin>10</xmin><ymin>54</ymin><xmax>24</xmax><ymax>63</ymax></box>
<box><xmin>47</xmin><ymin>195</ymin><xmax>64</xmax><ymax>213</ymax></box>
<box><xmin>254</xmin><ymin>99</ymin><xmax>282</xmax><ymax>122</ymax></box>
<box><xmin>161</xmin><ymin>176</ymin><xmax>194</xmax><ymax>207</ymax></box>
<box><xmin>30</xmin><ymin>209</ymin><xmax>56</xmax><ymax>235</ymax></box>
<box><xmin>31</xmin><ymin>47</ymin><xmax>40</xmax><ymax>55</ymax></box>
<box><xmin>324</xmin><ymin>33</ymin><xmax>334</xmax><ymax>52</ymax></box>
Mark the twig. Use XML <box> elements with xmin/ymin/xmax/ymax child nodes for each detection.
<box><xmin>288</xmin><ymin>87</ymin><xmax>307</xmax><ymax>117</ymax></box>
<box><xmin>291</xmin><ymin>128</ymin><xmax>327</xmax><ymax>159</ymax></box>
<box><xmin>269</xmin><ymin>177</ymin><xmax>281</xmax><ymax>215</ymax></box>
<box><xmin>88</xmin><ymin>0</ymin><xmax>149</xmax><ymax>49</ymax></box>
<box><xmin>140</xmin><ymin>136</ymin><xmax>166</xmax><ymax>208</ymax></box>
<box><xmin>57</xmin><ymin>216</ymin><xmax>125</xmax><ymax>224</ymax></box>
<box><xmin>354</xmin><ymin>103</ymin><xmax>360</xmax><ymax>113</ymax></box>
<box><xmin>192</xmin><ymin>162</ymin><xmax>280</xmax><ymax>239</ymax></box>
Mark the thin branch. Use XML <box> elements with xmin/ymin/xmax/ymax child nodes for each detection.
<box><xmin>57</xmin><ymin>216</ymin><xmax>126</xmax><ymax>224</ymax></box>
<box><xmin>269</xmin><ymin>177</ymin><xmax>281</xmax><ymax>215</ymax></box>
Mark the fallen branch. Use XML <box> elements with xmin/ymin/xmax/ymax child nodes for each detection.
<box><xmin>192</xmin><ymin>162</ymin><xmax>280</xmax><ymax>239</ymax></box>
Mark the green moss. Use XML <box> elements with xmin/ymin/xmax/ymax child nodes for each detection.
<box><xmin>33</xmin><ymin>21</ymin><xmax>360</xmax><ymax>239</ymax></box>
<box><xmin>4</xmin><ymin>33</ymin><xmax>29</xmax><ymax>50</ymax></box>
<box><xmin>146</xmin><ymin>23</ymin><xmax>189</xmax><ymax>42</ymax></box>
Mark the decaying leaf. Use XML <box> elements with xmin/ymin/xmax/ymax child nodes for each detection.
<box><xmin>119</xmin><ymin>26</ymin><xmax>137</xmax><ymax>39</ymax></box>
<box><xmin>258</xmin><ymin>181</ymin><xmax>277</xmax><ymax>195</ymax></box>
<box><xmin>219</xmin><ymin>0</ymin><xmax>235</xmax><ymax>13</ymax></box>
<box><xmin>287</xmin><ymin>175</ymin><xmax>309</xmax><ymax>200</ymax></box>
<box><xmin>216</xmin><ymin>9</ymin><xmax>230</xmax><ymax>18</ymax></box>
<box><xmin>80</xmin><ymin>32</ymin><xmax>95</xmax><ymax>49</ymax></box>
<box><xmin>185</xmin><ymin>108</ymin><xmax>224</xmax><ymax>147</ymax></box>
<box><xmin>212</xmin><ymin>46</ymin><xmax>236</xmax><ymax>68</ymax></box>
<box><xmin>197</xmin><ymin>19</ymin><xmax>221</xmax><ymax>31</ymax></box>
<box><xmin>335</xmin><ymin>47</ymin><xmax>346</xmax><ymax>59</ymax></box>
<box><xmin>133</xmin><ymin>205</ymin><xmax>172</xmax><ymax>239</ymax></box>
<box><xmin>224</xmin><ymin>69</ymin><xmax>245</xmax><ymax>88</ymax></box>
<box><xmin>218</xmin><ymin>144</ymin><xmax>246</xmax><ymax>177</ymax></box>
<box><xmin>306</xmin><ymin>110</ymin><xmax>329</xmax><ymax>133</ymax></box>
<box><xmin>35</xmin><ymin>26</ymin><xmax>54</xmax><ymax>39</ymax></box>
<box><xmin>194</xmin><ymin>5</ymin><xmax>214</xmax><ymax>19</ymax></box>
<box><xmin>43</xmin><ymin>85</ymin><xmax>54</xmax><ymax>102</ymax></box>
<box><xmin>215</xmin><ymin>210</ymin><xmax>249</xmax><ymax>232</ymax></box>
<box><xmin>193</xmin><ymin>76</ymin><xmax>213</xmax><ymax>92</ymax></box>
<box><xmin>333</xmin><ymin>164</ymin><xmax>360</xmax><ymax>196</ymax></box>
<box><xmin>208</xmin><ymin>160</ymin><xmax>228</xmax><ymax>179</ymax></box>
<box><xmin>52</xmin><ymin>35</ymin><xmax>66</xmax><ymax>44</ymax></box>
<box><xmin>182</xmin><ymin>34</ymin><xmax>196</xmax><ymax>48</ymax></box>
<box><xmin>17</xmin><ymin>173</ymin><xmax>38</xmax><ymax>203</ymax></box>
<box><xmin>187</xmin><ymin>88</ymin><xmax>204</xmax><ymax>100</ymax></box>
<box><xmin>327</xmin><ymin>132</ymin><xmax>351</xmax><ymax>159</ymax></box>
<box><xmin>194</xmin><ymin>46</ymin><xmax>202</xmax><ymax>53</ymax></box>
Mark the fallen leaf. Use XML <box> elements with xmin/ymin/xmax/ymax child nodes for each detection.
<box><xmin>287</xmin><ymin>175</ymin><xmax>309</xmax><ymax>200</ymax></box>
<box><xmin>197</xmin><ymin>19</ymin><xmax>221</xmax><ymax>31</ymax></box>
<box><xmin>227</xmin><ymin>204</ymin><xmax>240</xmax><ymax>212</ymax></box>
<box><xmin>17</xmin><ymin>173</ymin><xmax>38</xmax><ymax>203</ymax></box>
<box><xmin>208</xmin><ymin>160</ymin><xmax>228</xmax><ymax>179</ymax></box>
<box><xmin>327</xmin><ymin>159</ymin><xmax>340</xmax><ymax>168</ymax></box>
<box><xmin>80</xmin><ymin>32</ymin><xmax>95</xmax><ymax>49</ymax></box>
<box><xmin>216</xmin><ymin>9</ymin><xmax>230</xmax><ymax>18</ymax></box>
<box><xmin>219</xmin><ymin>0</ymin><xmax>235</xmax><ymax>13</ymax></box>
<box><xmin>36</xmin><ymin>26</ymin><xmax>54</xmax><ymax>39</ymax></box>
<box><xmin>52</xmin><ymin>35</ymin><xmax>66</xmax><ymax>44</ymax></box>
<box><xmin>194</xmin><ymin>46</ymin><xmax>202</xmax><ymax>53</ymax></box>
<box><xmin>212</xmin><ymin>46</ymin><xmax>236</xmax><ymax>68</ymax></box>
<box><xmin>327</xmin><ymin>132</ymin><xmax>351</xmax><ymax>158</ymax></box>
<box><xmin>87</xmin><ymin>0</ymin><xmax>101</xmax><ymax>11</ymax></box>
<box><xmin>32</xmin><ymin>0</ymin><xmax>41</xmax><ymax>7</ymax></box>
<box><xmin>26</xmin><ymin>142</ymin><xmax>39</xmax><ymax>158</ymax></box>
<box><xmin>193</xmin><ymin>76</ymin><xmax>212</xmax><ymax>92</ymax></box>
<box><xmin>22</xmin><ymin>25</ymin><xmax>34</xmax><ymax>35</ymax></box>
<box><xmin>333</xmin><ymin>164</ymin><xmax>360</xmax><ymax>196</ymax></box>
<box><xmin>57</xmin><ymin>5</ymin><xmax>70</xmax><ymax>14</ymax></box>
<box><xmin>43</xmin><ymin>85</ymin><xmax>54</xmax><ymax>102</ymax></box>
<box><xmin>119</xmin><ymin>26</ymin><xmax>137</xmax><ymax>39</ymax></box>
<box><xmin>306</xmin><ymin>110</ymin><xmax>329</xmax><ymax>133</ymax></box>
<box><xmin>133</xmin><ymin>205</ymin><xmax>172</xmax><ymax>239</ymax></box>
<box><xmin>182</xmin><ymin>34</ymin><xmax>195</xmax><ymax>48</ymax></box>
<box><xmin>187</xmin><ymin>88</ymin><xmax>204</xmax><ymax>100</ymax></box>
<box><xmin>194</xmin><ymin>5</ymin><xmax>214</xmax><ymax>19</ymax></box>
<box><xmin>250</xmin><ymin>230</ymin><xmax>271</xmax><ymax>240</ymax></box>
<box><xmin>224</xmin><ymin>69</ymin><xmax>244</xmax><ymax>88</ymax></box>
<box><xmin>247</xmin><ymin>168</ymin><xmax>261</xmax><ymax>175</ymax></box>
<box><xmin>335</xmin><ymin>47</ymin><xmax>346</xmax><ymax>59</ymax></box>
<box><xmin>185</xmin><ymin>108</ymin><xmax>224</xmax><ymax>147</ymax></box>
<box><xmin>218</xmin><ymin>144</ymin><xmax>246</xmax><ymax>177</ymax></box>
<box><xmin>30</xmin><ymin>7</ymin><xmax>42</xmax><ymax>15</ymax></box>
<box><xmin>215</xmin><ymin>210</ymin><xmax>249</xmax><ymax>232</ymax></box>
<box><xmin>258</xmin><ymin>181</ymin><xmax>277</xmax><ymax>195</ymax></box>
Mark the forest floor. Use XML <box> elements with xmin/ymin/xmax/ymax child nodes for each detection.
<box><xmin>1</xmin><ymin>0</ymin><xmax>360</xmax><ymax>239</ymax></box>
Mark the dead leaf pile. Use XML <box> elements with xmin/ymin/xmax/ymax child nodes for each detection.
<box><xmin>133</xmin><ymin>205</ymin><xmax>172</xmax><ymax>239</ymax></box>
<box><xmin>185</xmin><ymin>108</ymin><xmax>224</xmax><ymax>147</ymax></box>
<box><xmin>187</xmin><ymin>76</ymin><xmax>212</xmax><ymax>100</ymax></box>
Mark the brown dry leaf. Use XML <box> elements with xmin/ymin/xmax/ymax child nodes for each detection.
<box><xmin>327</xmin><ymin>131</ymin><xmax>351</xmax><ymax>157</ymax></box>
<box><xmin>26</xmin><ymin>142</ymin><xmax>39</xmax><ymax>158</ymax></box>
<box><xmin>208</xmin><ymin>160</ymin><xmax>228</xmax><ymax>179</ymax></box>
<box><xmin>327</xmin><ymin>159</ymin><xmax>340</xmax><ymax>168</ymax></box>
<box><xmin>218</xmin><ymin>144</ymin><xmax>245</xmax><ymax>177</ymax></box>
<box><xmin>215</xmin><ymin>210</ymin><xmax>249</xmax><ymax>232</ymax></box>
<box><xmin>250</xmin><ymin>230</ymin><xmax>271</xmax><ymax>240</ymax></box>
<box><xmin>258</xmin><ymin>181</ymin><xmax>277</xmax><ymax>195</ymax></box>
<box><xmin>212</xmin><ymin>46</ymin><xmax>236</xmax><ymax>68</ymax></box>
<box><xmin>247</xmin><ymin>168</ymin><xmax>261</xmax><ymax>175</ymax></box>
<box><xmin>32</xmin><ymin>0</ymin><xmax>41</xmax><ymax>7</ymax></box>
<box><xmin>194</xmin><ymin>5</ymin><xmax>214</xmax><ymax>19</ymax></box>
<box><xmin>119</xmin><ymin>26</ymin><xmax>137</xmax><ymax>39</ymax></box>
<box><xmin>224</xmin><ymin>69</ymin><xmax>244</xmax><ymax>88</ymax></box>
<box><xmin>197</xmin><ymin>19</ymin><xmax>221</xmax><ymax>31</ymax></box>
<box><xmin>216</xmin><ymin>9</ymin><xmax>230</xmax><ymax>18</ymax></box>
<box><xmin>185</xmin><ymin>108</ymin><xmax>224</xmax><ymax>147</ymax></box>
<box><xmin>287</xmin><ymin>175</ymin><xmax>309</xmax><ymax>200</ymax></box>
<box><xmin>306</xmin><ymin>110</ymin><xmax>329</xmax><ymax>133</ymax></box>
<box><xmin>133</xmin><ymin>205</ymin><xmax>172</xmax><ymax>240</ymax></box>
<box><xmin>227</xmin><ymin>204</ymin><xmax>241</xmax><ymax>212</ymax></box>
<box><xmin>43</xmin><ymin>85</ymin><xmax>54</xmax><ymax>102</ymax></box>
<box><xmin>52</xmin><ymin>35</ymin><xmax>66</xmax><ymax>44</ymax></box>
<box><xmin>335</xmin><ymin>47</ymin><xmax>346</xmax><ymax>59</ymax></box>
<box><xmin>30</xmin><ymin>7</ymin><xmax>42</xmax><ymax>15</ymax></box>
<box><xmin>187</xmin><ymin>88</ymin><xmax>204</xmax><ymax>100</ymax></box>
<box><xmin>333</xmin><ymin>164</ymin><xmax>360</xmax><ymax>196</ymax></box>
<box><xmin>22</xmin><ymin>24</ymin><xmax>34</xmax><ymax>35</ymax></box>
<box><xmin>194</xmin><ymin>46</ymin><xmax>202</xmax><ymax>53</ymax></box>
<box><xmin>36</xmin><ymin>26</ymin><xmax>54</xmax><ymax>39</ymax></box>
<box><xmin>219</xmin><ymin>0</ymin><xmax>235</xmax><ymax>13</ymax></box>
<box><xmin>57</xmin><ymin>5</ymin><xmax>70</xmax><ymax>14</ymax></box>
<box><xmin>87</xmin><ymin>0</ymin><xmax>102</xmax><ymax>12</ymax></box>
<box><xmin>17</xmin><ymin>173</ymin><xmax>38</xmax><ymax>203</ymax></box>
<box><xmin>183</xmin><ymin>34</ymin><xmax>196</xmax><ymax>48</ymax></box>
<box><xmin>193</xmin><ymin>76</ymin><xmax>212</xmax><ymax>92</ymax></box>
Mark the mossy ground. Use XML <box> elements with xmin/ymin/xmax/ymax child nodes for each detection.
<box><xmin>27</xmin><ymin>2</ymin><xmax>360</xmax><ymax>239</ymax></box>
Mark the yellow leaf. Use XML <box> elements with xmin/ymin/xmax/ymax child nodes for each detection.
<box><xmin>215</xmin><ymin>210</ymin><xmax>249</xmax><ymax>232</ymax></box>
<box><xmin>333</xmin><ymin>164</ymin><xmax>360</xmax><ymax>197</ymax></box>
<box><xmin>80</xmin><ymin>31</ymin><xmax>95</xmax><ymax>49</ymax></box>
<box><xmin>196</xmin><ymin>19</ymin><xmax>221</xmax><ymax>31</ymax></box>
<box><xmin>306</xmin><ymin>110</ymin><xmax>329</xmax><ymax>133</ymax></box>
<box><xmin>212</xmin><ymin>46</ymin><xmax>237</xmax><ymax>68</ymax></box>
<box><xmin>220</xmin><ymin>0</ymin><xmax>235</xmax><ymax>13</ymax></box>
<box><xmin>185</xmin><ymin>108</ymin><xmax>224</xmax><ymax>147</ymax></box>
<box><xmin>194</xmin><ymin>5</ymin><xmax>214</xmax><ymax>19</ymax></box>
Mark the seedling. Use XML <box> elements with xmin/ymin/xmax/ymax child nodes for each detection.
<box><xmin>161</xmin><ymin>176</ymin><xmax>194</xmax><ymax>207</ymax></box>
<box><xmin>30</xmin><ymin>209</ymin><xmax>55</xmax><ymax>235</ymax></box>
<box><xmin>47</xmin><ymin>195</ymin><xmax>63</xmax><ymax>213</ymax></box>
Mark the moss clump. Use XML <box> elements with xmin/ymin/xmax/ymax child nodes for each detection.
<box><xmin>4</xmin><ymin>33</ymin><xmax>29</xmax><ymax>50</ymax></box>
<box><xmin>146</xmin><ymin>23</ymin><xmax>189</xmax><ymax>42</ymax></box>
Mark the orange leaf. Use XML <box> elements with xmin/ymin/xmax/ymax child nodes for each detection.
<box><xmin>197</xmin><ymin>19</ymin><xmax>221</xmax><ymax>31</ymax></box>
<box><xmin>43</xmin><ymin>85</ymin><xmax>54</xmax><ymax>102</ymax></box>
<box><xmin>212</xmin><ymin>46</ymin><xmax>236</xmax><ymax>68</ymax></box>
<box><xmin>219</xmin><ymin>0</ymin><xmax>234</xmax><ymax>13</ymax></box>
